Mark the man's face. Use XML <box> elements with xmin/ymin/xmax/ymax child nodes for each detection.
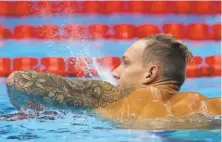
<box><xmin>112</xmin><ymin>40</ymin><xmax>148</xmax><ymax>89</ymax></box>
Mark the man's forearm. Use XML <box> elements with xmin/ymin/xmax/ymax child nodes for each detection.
<box><xmin>6</xmin><ymin>70</ymin><xmax>135</xmax><ymax>110</ymax></box>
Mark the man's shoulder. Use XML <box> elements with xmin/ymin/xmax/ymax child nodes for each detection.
<box><xmin>171</xmin><ymin>92</ymin><xmax>221</xmax><ymax>103</ymax></box>
<box><xmin>207</xmin><ymin>97</ymin><xmax>221</xmax><ymax>115</ymax></box>
<box><xmin>170</xmin><ymin>92</ymin><xmax>207</xmax><ymax>103</ymax></box>
<box><xmin>170</xmin><ymin>92</ymin><xmax>208</xmax><ymax>110</ymax></box>
<box><xmin>170</xmin><ymin>92</ymin><xmax>221</xmax><ymax>116</ymax></box>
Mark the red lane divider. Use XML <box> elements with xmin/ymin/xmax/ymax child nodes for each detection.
<box><xmin>0</xmin><ymin>2</ymin><xmax>12</xmax><ymax>16</ymax></box>
<box><xmin>210</xmin><ymin>64</ymin><xmax>221</xmax><ymax>76</ymax></box>
<box><xmin>212</xmin><ymin>1</ymin><xmax>221</xmax><ymax>14</ymax></box>
<box><xmin>186</xmin><ymin>56</ymin><xmax>203</xmax><ymax>78</ymax></box>
<box><xmin>58</xmin><ymin>1</ymin><xmax>80</xmax><ymax>14</ymax></box>
<box><xmin>1</xmin><ymin>23</ymin><xmax>221</xmax><ymax>40</ymax></box>
<box><xmin>104</xmin><ymin>1</ymin><xmax>121</xmax><ymax>14</ymax></box>
<box><xmin>0</xmin><ymin>56</ymin><xmax>221</xmax><ymax>78</ymax></box>
<box><xmin>1</xmin><ymin>1</ymin><xmax>220</xmax><ymax>16</ymax></box>
<box><xmin>88</xmin><ymin>24</ymin><xmax>109</xmax><ymax>39</ymax></box>
<box><xmin>35</xmin><ymin>2</ymin><xmax>57</xmax><ymax>16</ymax></box>
<box><xmin>137</xmin><ymin>24</ymin><xmax>160</xmax><ymax>38</ymax></box>
<box><xmin>113</xmin><ymin>24</ymin><xmax>136</xmax><ymax>39</ymax></box>
<box><xmin>193</xmin><ymin>1</ymin><xmax>212</xmax><ymax>14</ymax></box>
<box><xmin>41</xmin><ymin>57</ymin><xmax>67</xmax><ymax>76</ymax></box>
<box><xmin>186</xmin><ymin>55</ymin><xmax>221</xmax><ymax>77</ymax></box>
<box><xmin>0</xmin><ymin>58</ymin><xmax>10</xmax><ymax>77</ymax></box>
<box><xmin>192</xmin><ymin>56</ymin><xmax>203</xmax><ymax>65</ymax></box>
<box><xmin>129</xmin><ymin>1</ymin><xmax>145</xmax><ymax>13</ymax></box>
<box><xmin>212</xmin><ymin>24</ymin><xmax>221</xmax><ymax>40</ymax></box>
<box><xmin>186</xmin><ymin>65</ymin><xmax>200</xmax><ymax>78</ymax></box>
<box><xmin>36</xmin><ymin>25</ymin><xmax>60</xmax><ymax>39</ymax></box>
<box><xmin>13</xmin><ymin>57</ymin><xmax>38</xmax><ymax>71</ymax></box>
<box><xmin>173</xmin><ymin>1</ymin><xmax>191</xmax><ymax>14</ymax></box>
<box><xmin>163</xmin><ymin>23</ymin><xmax>186</xmax><ymax>39</ymax></box>
<box><xmin>97</xmin><ymin>56</ymin><xmax>121</xmax><ymax>71</ymax></box>
<box><xmin>63</xmin><ymin>24</ymin><xmax>86</xmax><ymax>39</ymax></box>
<box><xmin>186</xmin><ymin>65</ymin><xmax>219</xmax><ymax>77</ymax></box>
<box><xmin>83</xmin><ymin>1</ymin><xmax>105</xmax><ymax>14</ymax></box>
<box><xmin>205</xmin><ymin>55</ymin><xmax>221</xmax><ymax>66</ymax></box>
<box><xmin>199</xmin><ymin>65</ymin><xmax>213</xmax><ymax>77</ymax></box>
<box><xmin>205</xmin><ymin>55</ymin><xmax>221</xmax><ymax>76</ymax></box>
<box><xmin>67</xmin><ymin>57</ymin><xmax>121</xmax><ymax>77</ymax></box>
<box><xmin>186</xmin><ymin>64</ymin><xmax>221</xmax><ymax>78</ymax></box>
<box><xmin>14</xmin><ymin>2</ymin><xmax>32</xmax><ymax>16</ymax></box>
<box><xmin>149</xmin><ymin>1</ymin><xmax>171</xmax><ymax>14</ymax></box>
<box><xmin>0</xmin><ymin>25</ymin><xmax>11</xmax><ymax>39</ymax></box>
<box><xmin>13</xmin><ymin>25</ymin><xmax>35</xmax><ymax>39</ymax></box>
<box><xmin>210</xmin><ymin>65</ymin><xmax>221</xmax><ymax>76</ymax></box>
<box><xmin>67</xmin><ymin>57</ymin><xmax>92</xmax><ymax>77</ymax></box>
<box><xmin>187</xmin><ymin>23</ymin><xmax>209</xmax><ymax>40</ymax></box>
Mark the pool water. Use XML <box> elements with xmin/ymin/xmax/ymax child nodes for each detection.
<box><xmin>0</xmin><ymin>13</ymin><xmax>221</xmax><ymax>141</ymax></box>
<box><xmin>0</xmin><ymin>77</ymin><xmax>221</xmax><ymax>142</ymax></box>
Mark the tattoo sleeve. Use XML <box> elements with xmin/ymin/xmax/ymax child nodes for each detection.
<box><xmin>6</xmin><ymin>70</ymin><xmax>135</xmax><ymax>111</ymax></box>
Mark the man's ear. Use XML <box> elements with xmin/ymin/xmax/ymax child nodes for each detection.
<box><xmin>143</xmin><ymin>65</ymin><xmax>159</xmax><ymax>85</ymax></box>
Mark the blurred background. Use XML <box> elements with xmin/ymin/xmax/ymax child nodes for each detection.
<box><xmin>0</xmin><ymin>1</ymin><xmax>221</xmax><ymax>96</ymax></box>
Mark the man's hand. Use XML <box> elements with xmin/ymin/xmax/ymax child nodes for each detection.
<box><xmin>6</xmin><ymin>70</ymin><xmax>135</xmax><ymax>111</ymax></box>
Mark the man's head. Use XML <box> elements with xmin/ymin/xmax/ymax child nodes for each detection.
<box><xmin>112</xmin><ymin>33</ymin><xmax>193</xmax><ymax>91</ymax></box>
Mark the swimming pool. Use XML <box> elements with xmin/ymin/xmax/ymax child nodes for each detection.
<box><xmin>0</xmin><ymin>3</ymin><xmax>221</xmax><ymax>141</ymax></box>
<box><xmin>0</xmin><ymin>39</ymin><xmax>221</xmax><ymax>142</ymax></box>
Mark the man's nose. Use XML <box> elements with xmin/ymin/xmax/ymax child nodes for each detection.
<box><xmin>112</xmin><ymin>68</ymin><xmax>120</xmax><ymax>79</ymax></box>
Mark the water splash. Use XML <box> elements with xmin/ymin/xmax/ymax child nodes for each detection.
<box><xmin>77</xmin><ymin>40</ymin><xmax>117</xmax><ymax>85</ymax></box>
<box><xmin>40</xmin><ymin>21</ymin><xmax>118</xmax><ymax>85</ymax></box>
<box><xmin>56</xmin><ymin>38</ymin><xmax>117</xmax><ymax>85</ymax></box>
<box><xmin>92</xmin><ymin>57</ymin><xmax>117</xmax><ymax>86</ymax></box>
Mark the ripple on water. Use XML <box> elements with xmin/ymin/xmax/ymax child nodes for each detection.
<box><xmin>0</xmin><ymin>130</ymin><xmax>9</xmax><ymax>135</ymax></box>
<box><xmin>71</xmin><ymin>123</ymin><xmax>88</xmax><ymax>127</ymax></box>
<box><xmin>92</xmin><ymin>126</ymin><xmax>113</xmax><ymax>130</ymax></box>
<box><xmin>7</xmin><ymin>134</ymin><xmax>42</xmax><ymax>140</ymax></box>
<box><xmin>48</xmin><ymin>129</ymin><xmax>70</xmax><ymax>134</ymax></box>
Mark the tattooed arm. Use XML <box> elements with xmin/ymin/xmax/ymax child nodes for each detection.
<box><xmin>6</xmin><ymin>70</ymin><xmax>134</xmax><ymax>111</ymax></box>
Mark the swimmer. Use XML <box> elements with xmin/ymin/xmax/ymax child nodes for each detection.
<box><xmin>5</xmin><ymin>34</ymin><xmax>221</xmax><ymax>123</ymax></box>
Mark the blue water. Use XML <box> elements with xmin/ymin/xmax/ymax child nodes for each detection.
<box><xmin>0</xmin><ymin>15</ymin><xmax>221</xmax><ymax>28</ymax></box>
<box><xmin>0</xmin><ymin>14</ymin><xmax>221</xmax><ymax>141</ymax></box>
<box><xmin>0</xmin><ymin>40</ymin><xmax>221</xmax><ymax>58</ymax></box>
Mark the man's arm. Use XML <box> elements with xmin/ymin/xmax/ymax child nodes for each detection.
<box><xmin>6</xmin><ymin>70</ymin><xmax>135</xmax><ymax>111</ymax></box>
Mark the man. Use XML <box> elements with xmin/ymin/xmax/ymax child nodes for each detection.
<box><xmin>5</xmin><ymin>34</ymin><xmax>221</xmax><ymax>122</ymax></box>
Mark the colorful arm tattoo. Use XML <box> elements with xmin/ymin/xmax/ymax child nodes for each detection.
<box><xmin>6</xmin><ymin>70</ymin><xmax>135</xmax><ymax>110</ymax></box>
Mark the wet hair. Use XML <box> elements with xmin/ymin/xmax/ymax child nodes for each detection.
<box><xmin>143</xmin><ymin>33</ymin><xmax>193</xmax><ymax>90</ymax></box>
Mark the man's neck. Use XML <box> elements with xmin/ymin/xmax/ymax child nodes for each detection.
<box><xmin>147</xmin><ymin>79</ymin><xmax>178</xmax><ymax>102</ymax></box>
